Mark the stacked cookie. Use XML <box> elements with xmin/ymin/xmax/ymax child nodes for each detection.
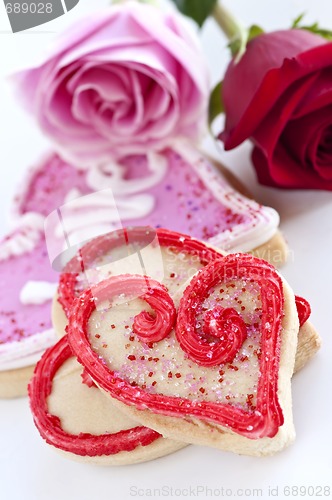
<box><xmin>29</xmin><ymin>228</ymin><xmax>321</xmax><ymax>464</ymax></box>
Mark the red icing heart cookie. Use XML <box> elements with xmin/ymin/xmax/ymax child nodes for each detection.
<box><xmin>66</xmin><ymin>249</ymin><xmax>300</xmax><ymax>456</ymax></box>
<box><xmin>28</xmin><ymin>335</ymin><xmax>184</xmax><ymax>464</ymax></box>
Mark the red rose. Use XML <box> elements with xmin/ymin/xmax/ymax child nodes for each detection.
<box><xmin>219</xmin><ymin>29</ymin><xmax>332</xmax><ymax>190</ymax></box>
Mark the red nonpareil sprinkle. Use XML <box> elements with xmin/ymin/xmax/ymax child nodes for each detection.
<box><xmin>228</xmin><ymin>364</ymin><xmax>239</xmax><ymax>371</ymax></box>
<box><xmin>111</xmin><ymin>324</ymin><xmax>116</xmax><ymax>329</ymax></box>
<box><xmin>152</xmin><ymin>381</ymin><xmax>157</xmax><ymax>386</ymax></box>
<box><xmin>128</xmin><ymin>355</ymin><xmax>136</xmax><ymax>361</ymax></box>
<box><xmin>175</xmin><ymin>373</ymin><xmax>182</xmax><ymax>378</ymax></box>
<box><xmin>140</xmin><ymin>355</ymin><xmax>145</xmax><ymax>361</ymax></box>
<box><xmin>148</xmin><ymin>372</ymin><xmax>153</xmax><ymax>377</ymax></box>
<box><xmin>218</xmin><ymin>378</ymin><xmax>224</xmax><ymax>383</ymax></box>
<box><xmin>246</xmin><ymin>393</ymin><xmax>255</xmax><ymax>409</ymax></box>
<box><xmin>168</xmin><ymin>371</ymin><xmax>173</xmax><ymax>378</ymax></box>
<box><xmin>153</xmin><ymin>357</ymin><xmax>160</xmax><ymax>362</ymax></box>
<box><xmin>225</xmin><ymin>395</ymin><xmax>231</xmax><ymax>400</ymax></box>
<box><xmin>95</xmin><ymin>334</ymin><xmax>100</xmax><ymax>339</ymax></box>
<box><xmin>170</xmin><ymin>273</ymin><xmax>175</xmax><ymax>278</ymax></box>
<box><xmin>241</xmin><ymin>306</ymin><xmax>246</xmax><ymax>311</ymax></box>
<box><xmin>129</xmin><ymin>335</ymin><xmax>135</xmax><ymax>341</ymax></box>
<box><xmin>199</xmin><ymin>387</ymin><xmax>205</xmax><ymax>394</ymax></box>
<box><xmin>240</xmin><ymin>355</ymin><xmax>249</xmax><ymax>362</ymax></box>
<box><xmin>219</xmin><ymin>369</ymin><xmax>225</xmax><ymax>376</ymax></box>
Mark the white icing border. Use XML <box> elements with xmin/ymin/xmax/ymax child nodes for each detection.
<box><xmin>0</xmin><ymin>329</ymin><xmax>57</xmax><ymax>371</ymax></box>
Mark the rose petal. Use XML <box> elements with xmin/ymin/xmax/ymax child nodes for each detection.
<box><xmin>281</xmin><ymin>106</ymin><xmax>332</xmax><ymax>176</ymax></box>
<box><xmin>253</xmin><ymin>75</ymin><xmax>317</xmax><ymax>154</ymax></box>
<box><xmin>292</xmin><ymin>68</ymin><xmax>332</xmax><ymax>118</ymax></box>
<box><xmin>252</xmin><ymin>144</ymin><xmax>332</xmax><ymax>190</ymax></box>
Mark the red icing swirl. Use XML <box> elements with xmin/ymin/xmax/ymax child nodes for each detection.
<box><xmin>58</xmin><ymin>227</ymin><xmax>221</xmax><ymax>318</ymax></box>
<box><xmin>68</xmin><ymin>253</ymin><xmax>286</xmax><ymax>440</ymax></box>
<box><xmin>28</xmin><ymin>335</ymin><xmax>161</xmax><ymax>457</ymax></box>
<box><xmin>131</xmin><ymin>278</ymin><xmax>176</xmax><ymax>343</ymax></box>
<box><xmin>77</xmin><ymin>274</ymin><xmax>176</xmax><ymax>344</ymax></box>
<box><xmin>176</xmin><ymin>305</ymin><xmax>247</xmax><ymax>366</ymax></box>
<box><xmin>295</xmin><ymin>295</ymin><xmax>311</xmax><ymax>327</ymax></box>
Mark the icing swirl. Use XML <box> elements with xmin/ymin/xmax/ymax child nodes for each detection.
<box><xmin>176</xmin><ymin>304</ymin><xmax>247</xmax><ymax>366</ymax></box>
<box><xmin>69</xmin><ymin>274</ymin><xmax>176</xmax><ymax>344</ymax></box>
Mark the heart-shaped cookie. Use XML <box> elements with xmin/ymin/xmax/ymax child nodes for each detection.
<box><xmin>28</xmin><ymin>335</ymin><xmax>184</xmax><ymax>464</ymax></box>
<box><xmin>67</xmin><ymin>249</ymin><xmax>300</xmax><ymax>456</ymax></box>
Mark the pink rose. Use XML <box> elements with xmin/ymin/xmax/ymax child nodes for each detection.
<box><xmin>219</xmin><ymin>29</ymin><xmax>332</xmax><ymax>190</ymax></box>
<box><xmin>14</xmin><ymin>2</ymin><xmax>209</xmax><ymax>167</ymax></box>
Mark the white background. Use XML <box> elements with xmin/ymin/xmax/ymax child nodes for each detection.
<box><xmin>0</xmin><ymin>1</ymin><xmax>331</xmax><ymax>499</ymax></box>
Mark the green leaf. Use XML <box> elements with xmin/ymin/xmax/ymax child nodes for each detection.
<box><xmin>247</xmin><ymin>24</ymin><xmax>264</xmax><ymax>42</ymax></box>
<box><xmin>301</xmin><ymin>24</ymin><xmax>332</xmax><ymax>40</ymax></box>
<box><xmin>291</xmin><ymin>12</ymin><xmax>306</xmax><ymax>28</ymax></box>
<box><xmin>291</xmin><ymin>12</ymin><xmax>332</xmax><ymax>40</ymax></box>
<box><xmin>208</xmin><ymin>81</ymin><xmax>224</xmax><ymax>127</ymax></box>
<box><xmin>170</xmin><ymin>0</ymin><xmax>218</xmax><ymax>27</ymax></box>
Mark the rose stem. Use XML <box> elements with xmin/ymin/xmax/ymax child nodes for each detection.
<box><xmin>212</xmin><ymin>1</ymin><xmax>248</xmax><ymax>59</ymax></box>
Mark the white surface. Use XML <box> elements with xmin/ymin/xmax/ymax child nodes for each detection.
<box><xmin>0</xmin><ymin>1</ymin><xmax>331</xmax><ymax>499</ymax></box>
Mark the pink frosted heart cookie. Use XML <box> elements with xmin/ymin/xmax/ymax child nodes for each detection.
<box><xmin>29</xmin><ymin>335</ymin><xmax>184</xmax><ymax>464</ymax></box>
<box><xmin>66</xmin><ymin>251</ymin><xmax>302</xmax><ymax>456</ymax></box>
